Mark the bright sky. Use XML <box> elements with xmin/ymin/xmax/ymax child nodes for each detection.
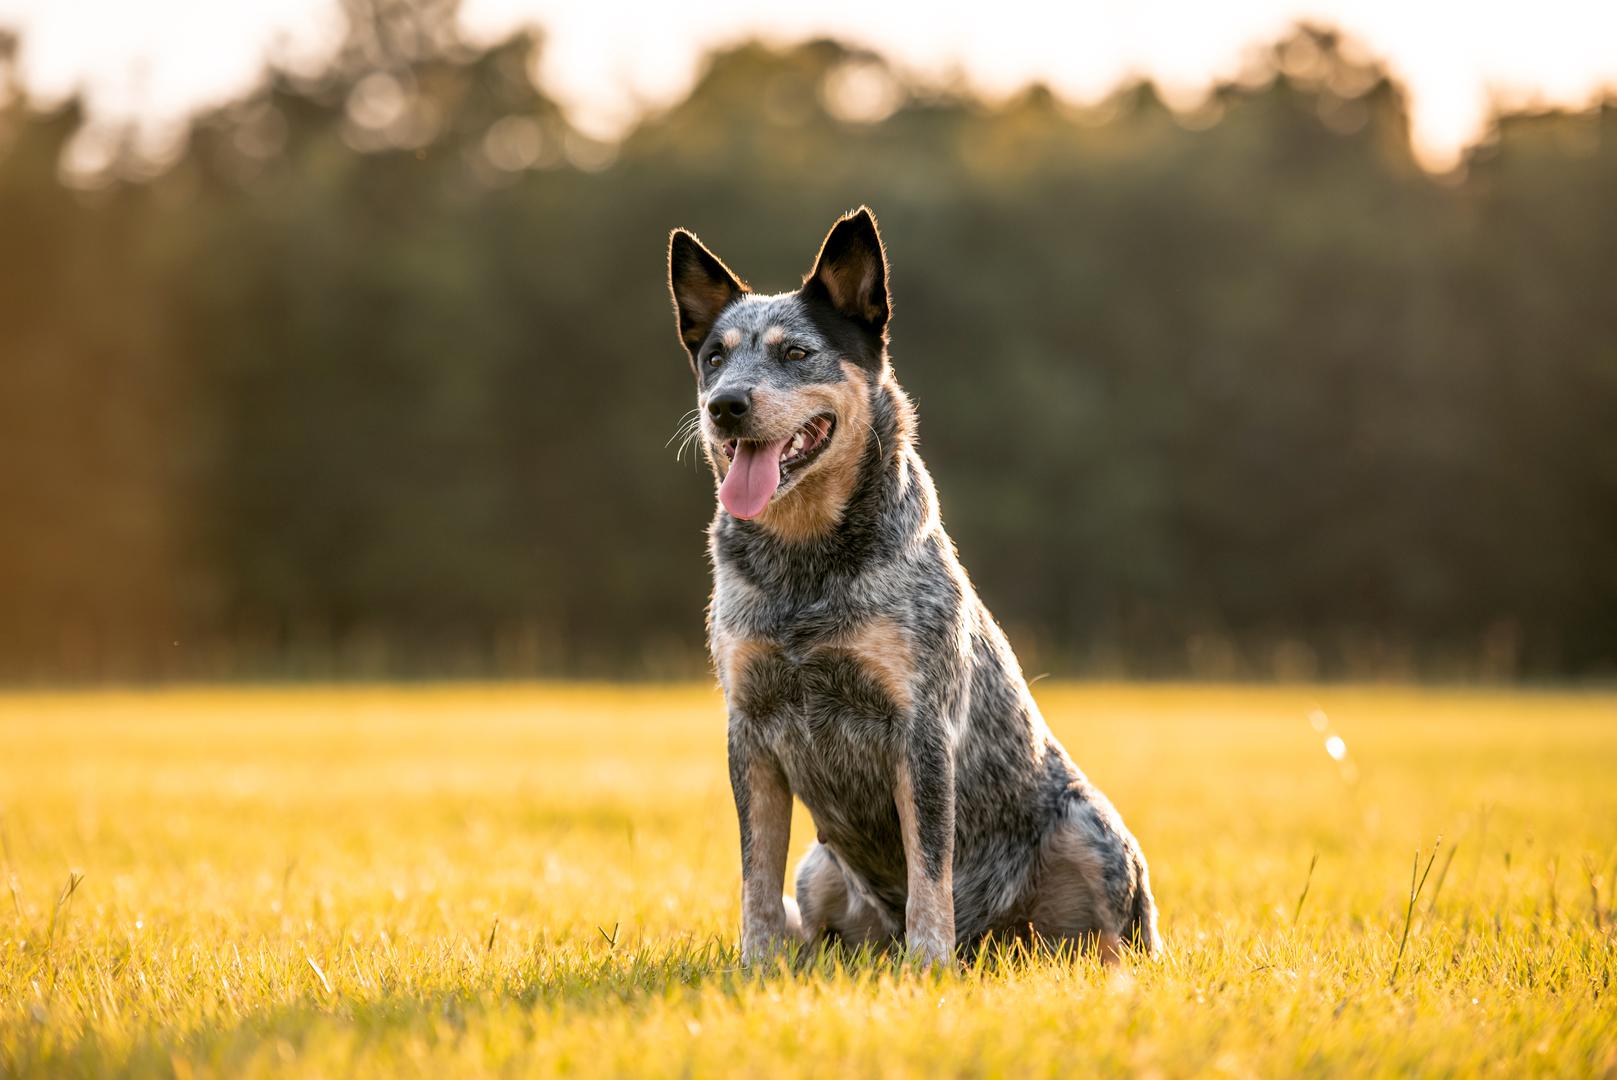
<box><xmin>0</xmin><ymin>0</ymin><xmax>1614</xmax><ymax>171</ymax></box>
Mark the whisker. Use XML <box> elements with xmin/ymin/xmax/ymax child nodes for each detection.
<box><xmin>669</xmin><ymin>419</ymin><xmax>701</xmax><ymax>458</ymax></box>
<box><xmin>848</xmin><ymin>412</ymin><xmax>885</xmax><ymax>463</ymax></box>
<box><xmin>673</xmin><ymin>417</ymin><xmax>710</xmax><ymax>467</ymax></box>
<box><xmin>665</xmin><ymin>410</ymin><xmax>701</xmax><ymax>449</ymax></box>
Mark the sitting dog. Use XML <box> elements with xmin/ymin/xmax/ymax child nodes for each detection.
<box><xmin>667</xmin><ymin>207</ymin><xmax>1158</xmax><ymax>965</ymax></box>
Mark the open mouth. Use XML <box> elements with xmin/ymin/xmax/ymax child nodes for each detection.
<box><xmin>722</xmin><ymin>414</ymin><xmax>834</xmax><ymax>477</ymax></box>
<box><xmin>717</xmin><ymin>414</ymin><xmax>836</xmax><ymax>519</ymax></box>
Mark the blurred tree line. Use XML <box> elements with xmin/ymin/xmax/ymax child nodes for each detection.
<box><xmin>0</xmin><ymin>3</ymin><xmax>1613</xmax><ymax>682</ymax></box>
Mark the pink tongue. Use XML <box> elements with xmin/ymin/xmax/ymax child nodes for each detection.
<box><xmin>719</xmin><ymin>437</ymin><xmax>789</xmax><ymax>519</ymax></box>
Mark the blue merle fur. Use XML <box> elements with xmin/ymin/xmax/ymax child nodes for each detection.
<box><xmin>670</xmin><ymin>209</ymin><xmax>1158</xmax><ymax>956</ymax></box>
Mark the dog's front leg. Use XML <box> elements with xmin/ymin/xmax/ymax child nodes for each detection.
<box><xmin>896</xmin><ymin>728</ymin><xmax>956</xmax><ymax>967</ymax></box>
<box><xmin>728</xmin><ymin>727</ymin><xmax>794</xmax><ymax>963</ymax></box>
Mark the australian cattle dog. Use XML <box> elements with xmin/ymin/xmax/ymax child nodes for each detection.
<box><xmin>667</xmin><ymin>207</ymin><xmax>1159</xmax><ymax>966</ymax></box>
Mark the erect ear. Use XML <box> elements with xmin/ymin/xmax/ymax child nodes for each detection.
<box><xmin>802</xmin><ymin>206</ymin><xmax>889</xmax><ymax>335</ymax></box>
<box><xmin>668</xmin><ymin>228</ymin><xmax>748</xmax><ymax>362</ymax></box>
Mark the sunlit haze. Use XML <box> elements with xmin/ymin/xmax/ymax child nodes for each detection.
<box><xmin>1</xmin><ymin>0</ymin><xmax>1614</xmax><ymax>170</ymax></box>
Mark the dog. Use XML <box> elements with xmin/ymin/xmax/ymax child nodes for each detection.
<box><xmin>667</xmin><ymin>207</ymin><xmax>1158</xmax><ymax>966</ymax></box>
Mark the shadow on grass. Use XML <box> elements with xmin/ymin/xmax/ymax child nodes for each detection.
<box><xmin>3</xmin><ymin>934</ymin><xmax>1140</xmax><ymax>1077</ymax></box>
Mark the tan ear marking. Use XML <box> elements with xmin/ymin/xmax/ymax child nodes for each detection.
<box><xmin>805</xmin><ymin>208</ymin><xmax>889</xmax><ymax>326</ymax></box>
<box><xmin>669</xmin><ymin>228</ymin><xmax>749</xmax><ymax>352</ymax></box>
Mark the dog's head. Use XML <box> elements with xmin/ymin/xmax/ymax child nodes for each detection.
<box><xmin>668</xmin><ymin>207</ymin><xmax>890</xmax><ymax>526</ymax></box>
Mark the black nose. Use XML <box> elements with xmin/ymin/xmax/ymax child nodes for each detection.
<box><xmin>707</xmin><ymin>389</ymin><xmax>751</xmax><ymax>428</ymax></box>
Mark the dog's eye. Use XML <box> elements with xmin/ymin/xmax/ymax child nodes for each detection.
<box><xmin>784</xmin><ymin>346</ymin><xmax>808</xmax><ymax>362</ymax></box>
<box><xmin>706</xmin><ymin>351</ymin><xmax>724</xmax><ymax>367</ymax></box>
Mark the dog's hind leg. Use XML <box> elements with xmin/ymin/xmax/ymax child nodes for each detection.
<box><xmin>781</xmin><ymin>894</ymin><xmax>802</xmax><ymax>940</ymax></box>
<box><xmin>794</xmin><ymin>842</ymin><xmax>900</xmax><ymax>949</ymax></box>
<box><xmin>1028</xmin><ymin>788</ymin><xmax>1159</xmax><ymax>962</ymax></box>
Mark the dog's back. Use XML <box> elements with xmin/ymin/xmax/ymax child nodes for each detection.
<box><xmin>671</xmin><ymin>208</ymin><xmax>1157</xmax><ymax>961</ymax></box>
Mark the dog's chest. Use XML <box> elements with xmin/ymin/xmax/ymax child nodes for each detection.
<box><xmin>718</xmin><ymin>620</ymin><xmax>906</xmax><ymax>753</ymax></box>
<box><xmin>711</xmin><ymin>572</ymin><xmax>916</xmax><ymax>727</ymax></box>
<box><xmin>716</xmin><ymin>606</ymin><xmax>912</xmax><ymax>887</ymax></box>
<box><xmin>748</xmin><ymin>651</ymin><xmax>909</xmax><ymax>894</ymax></box>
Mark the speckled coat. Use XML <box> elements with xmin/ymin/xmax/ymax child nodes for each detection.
<box><xmin>668</xmin><ymin>207</ymin><xmax>1158</xmax><ymax>965</ymax></box>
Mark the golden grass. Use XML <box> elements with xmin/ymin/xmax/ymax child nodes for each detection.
<box><xmin>2</xmin><ymin>683</ymin><xmax>1615</xmax><ymax>1077</ymax></box>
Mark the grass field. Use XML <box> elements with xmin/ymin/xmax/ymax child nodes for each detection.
<box><xmin>2</xmin><ymin>683</ymin><xmax>1614</xmax><ymax>1077</ymax></box>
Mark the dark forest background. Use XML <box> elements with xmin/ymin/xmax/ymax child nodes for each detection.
<box><xmin>1</xmin><ymin>1</ymin><xmax>1613</xmax><ymax>683</ymax></box>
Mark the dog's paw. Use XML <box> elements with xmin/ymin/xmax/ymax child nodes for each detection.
<box><xmin>739</xmin><ymin>933</ymin><xmax>795</xmax><ymax>966</ymax></box>
<box><xmin>902</xmin><ymin>929</ymin><xmax>957</xmax><ymax>971</ymax></box>
<box><xmin>740</xmin><ymin>902</ymin><xmax>800</xmax><ymax>965</ymax></box>
<box><xmin>742</xmin><ymin>898</ymin><xmax>820</xmax><ymax>969</ymax></box>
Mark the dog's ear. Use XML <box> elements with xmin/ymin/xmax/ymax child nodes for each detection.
<box><xmin>803</xmin><ymin>206</ymin><xmax>889</xmax><ymax>336</ymax></box>
<box><xmin>669</xmin><ymin>229</ymin><xmax>748</xmax><ymax>363</ymax></box>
